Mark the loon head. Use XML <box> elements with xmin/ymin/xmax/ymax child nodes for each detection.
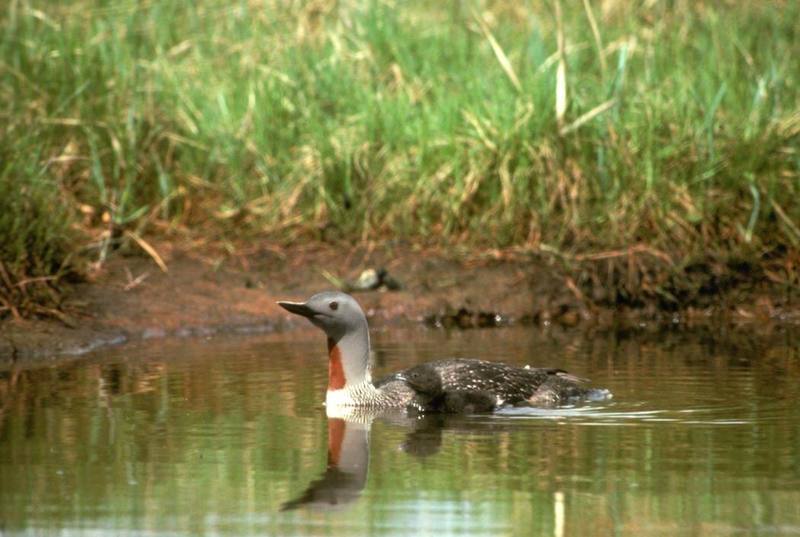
<box><xmin>278</xmin><ymin>291</ymin><xmax>372</xmax><ymax>392</ymax></box>
<box><xmin>278</xmin><ymin>291</ymin><xmax>366</xmax><ymax>341</ymax></box>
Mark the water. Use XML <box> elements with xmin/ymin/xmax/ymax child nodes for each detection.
<box><xmin>1</xmin><ymin>325</ymin><xmax>799</xmax><ymax>536</ymax></box>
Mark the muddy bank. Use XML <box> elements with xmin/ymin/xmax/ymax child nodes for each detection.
<box><xmin>1</xmin><ymin>241</ymin><xmax>797</xmax><ymax>363</ymax></box>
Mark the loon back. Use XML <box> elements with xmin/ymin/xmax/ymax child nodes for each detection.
<box><xmin>387</xmin><ymin>358</ymin><xmax>589</xmax><ymax>407</ymax></box>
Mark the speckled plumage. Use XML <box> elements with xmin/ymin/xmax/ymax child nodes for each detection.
<box><xmin>380</xmin><ymin>359</ymin><xmax>589</xmax><ymax>410</ymax></box>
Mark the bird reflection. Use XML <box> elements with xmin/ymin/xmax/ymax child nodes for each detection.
<box><xmin>280</xmin><ymin>408</ymin><xmax>468</xmax><ymax>512</ymax></box>
<box><xmin>280</xmin><ymin>416</ymin><xmax>371</xmax><ymax>511</ymax></box>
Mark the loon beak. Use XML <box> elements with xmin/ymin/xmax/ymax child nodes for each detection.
<box><xmin>277</xmin><ymin>300</ymin><xmax>317</xmax><ymax>318</ymax></box>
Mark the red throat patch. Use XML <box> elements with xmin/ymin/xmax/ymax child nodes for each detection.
<box><xmin>327</xmin><ymin>338</ymin><xmax>346</xmax><ymax>391</ymax></box>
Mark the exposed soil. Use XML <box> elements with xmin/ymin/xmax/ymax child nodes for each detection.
<box><xmin>1</xmin><ymin>240</ymin><xmax>798</xmax><ymax>364</ymax></box>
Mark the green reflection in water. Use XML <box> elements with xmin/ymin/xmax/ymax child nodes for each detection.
<box><xmin>1</xmin><ymin>327</ymin><xmax>799</xmax><ymax>536</ymax></box>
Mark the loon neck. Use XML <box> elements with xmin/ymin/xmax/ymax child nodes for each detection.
<box><xmin>326</xmin><ymin>321</ymin><xmax>372</xmax><ymax>393</ymax></box>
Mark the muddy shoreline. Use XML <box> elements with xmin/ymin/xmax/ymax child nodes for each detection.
<box><xmin>2</xmin><ymin>242</ymin><xmax>798</xmax><ymax>364</ymax></box>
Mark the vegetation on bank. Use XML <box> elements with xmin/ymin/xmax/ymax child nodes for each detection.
<box><xmin>1</xmin><ymin>0</ymin><xmax>798</xmax><ymax>317</ymax></box>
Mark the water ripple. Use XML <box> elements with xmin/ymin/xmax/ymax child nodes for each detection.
<box><xmin>493</xmin><ymin>400</ymin><xmax>761</xmax><ymax>426</ymax></box>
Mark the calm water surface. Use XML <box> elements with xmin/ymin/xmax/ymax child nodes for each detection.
<box><xmin>1</xmin><ymin>326</ymin><xmax>799</xmax><ymax>536</ymax></box>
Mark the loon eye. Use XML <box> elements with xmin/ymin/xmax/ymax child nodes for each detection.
<box><xmin>329</xmin><ymin>301</ymin><xmax>339</xmax><ymax>311</ymax></box>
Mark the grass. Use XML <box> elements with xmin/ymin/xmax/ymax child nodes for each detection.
<box><xmin>1</xmin><ymin>0</ymin><xmax>799</xmax><ymax>316</ymax></box>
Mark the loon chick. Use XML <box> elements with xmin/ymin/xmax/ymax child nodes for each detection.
<box><xmin>277</xmin><ymin>291</ymin><xmax>596</xmax><ymax>411</ymax></box>
<box><xmin>396</xmin><ymin>363</ymin><xmax>497</xmax><ymax>414</ymax></box>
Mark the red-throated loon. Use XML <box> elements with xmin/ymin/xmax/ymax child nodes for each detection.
<box><xmin>278</xmin><ymin>291</ymin><xmax>604</xmax><ymax>412</ymax></box>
